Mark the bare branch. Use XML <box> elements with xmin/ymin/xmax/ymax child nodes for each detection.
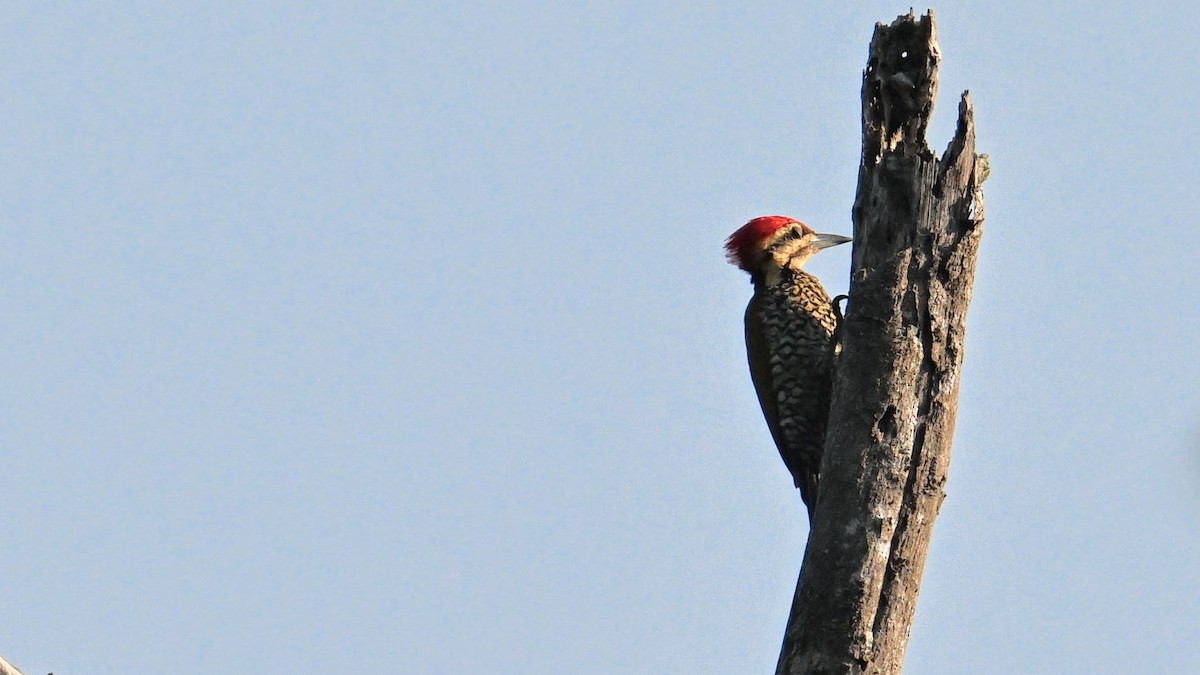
<box><xmin>0</xmin><ymin>654</ymin><xmax>28</xmax><ymax>675</ymax></box>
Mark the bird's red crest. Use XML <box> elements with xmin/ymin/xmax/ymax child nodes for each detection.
<box><xmin>725</xmin><ymin>216</ymin><xmax>810</xmax><ymax>271</ymax></box>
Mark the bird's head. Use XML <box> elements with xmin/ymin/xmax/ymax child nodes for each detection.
<box><xmin>725</xmin><ymin>216</ymin><xmax>851</xmax><ymax>279</ymax></box>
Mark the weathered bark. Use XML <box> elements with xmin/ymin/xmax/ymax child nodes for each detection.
<box><xmin>776</xmin><ymin>12</ymin><xmax>985</xmax><ymax>674</ymax></box>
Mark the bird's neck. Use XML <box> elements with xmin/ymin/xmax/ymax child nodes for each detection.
<box><xmin>754</xmin><ymin>260</ymin><xmax>813</xmax><ymax>290</ymax></box>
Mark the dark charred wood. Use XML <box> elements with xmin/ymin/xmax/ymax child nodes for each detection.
<box><xmin>776</xmin><ymin>11</ymin><xmax>985</xmax><ymax>674</ymax></box>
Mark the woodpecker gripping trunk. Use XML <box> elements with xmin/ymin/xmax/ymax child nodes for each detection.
<box><xmin>727</xmin><ymin>216</ymin><xmax>850</xmax><ymax>520</ymax></box>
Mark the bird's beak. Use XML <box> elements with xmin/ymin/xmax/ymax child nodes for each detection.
<box><xmin>810</xmin><ymin>233</ymin><xmax>853</xmax><ymax>250</ymax></box>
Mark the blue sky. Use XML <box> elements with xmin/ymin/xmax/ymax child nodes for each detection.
<box><xmin>3</xmin><ymin>3</ymin><xmax>1198</xmax><ymax>673</ymax></box>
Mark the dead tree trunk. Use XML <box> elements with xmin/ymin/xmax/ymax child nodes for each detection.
<box><xmin>776</xmin><ymin>12</ymin><xmax>986</xmax><ymax>674</ymax></box>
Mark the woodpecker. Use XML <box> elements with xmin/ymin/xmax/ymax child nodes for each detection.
<box><xmin>726</xmin><ymin>216</ymin><xmax>851</xmax><ymax>520</ymax></box>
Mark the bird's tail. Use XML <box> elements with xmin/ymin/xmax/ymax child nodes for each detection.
<box><xmin>798</xmin><ymin>471</ymin><xmax>819</xmax><ymax>523</ymax></box>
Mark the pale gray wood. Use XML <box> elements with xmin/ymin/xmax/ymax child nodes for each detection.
<box><xmin>0</xmin><ymin>654</ymin><xmax>27</xmax><ymax>675</ymax></box>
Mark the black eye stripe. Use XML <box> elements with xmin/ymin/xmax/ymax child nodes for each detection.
<box><xmin>771</xmin><ymin>227</ymin><xmax>806</xmax><ymax>248</ymax></box>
